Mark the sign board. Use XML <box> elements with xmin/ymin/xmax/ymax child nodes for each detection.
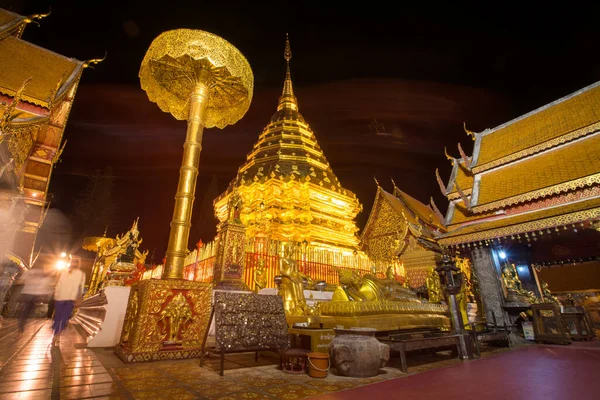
<box><xmin>213</xmin><ymin>291</ymin><xmax>289</xmax><ymax>353</ymax></box>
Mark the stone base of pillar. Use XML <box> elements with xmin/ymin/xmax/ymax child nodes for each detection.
<box><xmin>115</xmin><ymin>279</ymin><xmax>212</xmax><ymax>363</ymax></box>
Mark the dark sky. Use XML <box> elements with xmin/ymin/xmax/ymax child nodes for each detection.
<box><xmin>9</xmin><ymin>0</ymin><xmax>600</xmax><ymax>260</ymax></box>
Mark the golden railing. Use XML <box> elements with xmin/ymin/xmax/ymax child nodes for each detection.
<box><xmin>178</xmin><ymin>236</ymin><xmax>404</xmax><ymax>291</ymax></box>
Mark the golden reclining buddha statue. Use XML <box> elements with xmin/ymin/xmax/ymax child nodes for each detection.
<box><xmin>277</xmin><ymin>249</ymin><xmax>451</xmax><ymax>331</ymax></box>
<box><xmin>332</xmin><ymin>269</ymin><xmax>422</xmax><ymax>303</ymax></box>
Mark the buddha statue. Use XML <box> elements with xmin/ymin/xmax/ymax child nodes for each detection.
<box><xmin>278</xmin><ymin>245</ymin><xmax>312</xmax><ymax>315</ymax></box>
<box><xmin>502</xmin><ymin>264</ymin><xmax>537</xmax><ymax>304</ymax></box>
<box><xmin>254</xmin><ymin>259</ymin><xmax>267</xmax><ymax>292</ymax></box>
<box><xmin>336</xmin><ymin>269</ymin><xmax>422</xmax><ymax>303</ymax></box>
<box><xmin>426</xmin><ymin>268</ymin><xmax>443</xmax><ymax>303</ymax></box>
<box><xmin>541</xmin><ymin>281</ymin><xmax>560</xmax><ymax>306</ymax></box>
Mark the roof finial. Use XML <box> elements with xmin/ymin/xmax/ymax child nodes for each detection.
<box><xmin>463</xmin><ymin>122</ymin><xmax>476</xmax><ymax>141</ymax></box>
<box><xmin>284</xmin><ymin>33</ymin><xmax>292</xmax><ymax>63</ymax></box>
<box><xmin>277</xmin><ymin>33</ymin><xmax>297</xmax><ymax>111</ymax></box>
<box><xmin>373</xmin><ymin>176</ymin><xmax>380</xmax><ymax>187</ymax></box>
<box><xmin>83</xmin><ymin>51</ymin><xmax>107</xmax><ymax>69</ymax></box>
<box><xmin>444</xmin><ymin>147</ymin><xmax>455</xmax><ymax>165</ymax></box>
<box><xmin>24</xmin><ymin>7</ymin><xmax>51</xmax><ymax>26</ymax></box>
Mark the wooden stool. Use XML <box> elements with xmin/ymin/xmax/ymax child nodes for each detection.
<box><xmin>280</xmin><ymin>349</ymin><xmax>310</xmax><ymax>374</ymax></box>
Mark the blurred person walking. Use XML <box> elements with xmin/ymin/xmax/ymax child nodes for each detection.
<box><xmin>17</xmin><ymin>268</ymin><xmax>54</xmax><ymax>334</ymax></box>
<box><xmin>52</xmin><ymin>263</ymin><xmax>85</xmax><ymax>345</ymax></box>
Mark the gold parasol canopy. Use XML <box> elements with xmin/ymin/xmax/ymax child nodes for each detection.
<box><xmin>139</xmin><ymin>29</ymin><xmax>253</xmax><ymax>128</ymax></box>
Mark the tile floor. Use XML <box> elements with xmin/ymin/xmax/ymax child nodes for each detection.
<box><xmin>0</xmin><ymin>318</ymin><xmax>514</xmax><ymax>399</ymax></box>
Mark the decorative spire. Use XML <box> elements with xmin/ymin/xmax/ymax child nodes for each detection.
<box><xmin>277</xmin><ymin>33</ymin><xmax>298</xmax><ymax>111</ymax></box>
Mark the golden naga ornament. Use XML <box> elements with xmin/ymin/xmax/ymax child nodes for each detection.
<box><xmin>139</xmin><ymin>29</ymin><xmax>253</xmax><ymax>279</ymax></box>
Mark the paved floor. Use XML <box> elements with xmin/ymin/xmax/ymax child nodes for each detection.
<box><xmin>0</xmin><ymin>318</ymin><xmax>597</xmax><ymax>399</ymax></box>
<box><xmin>0</xmin><ymin>318</ymin><xmax>120</xmax><ymax>399</ymax></box>
<box><xmin>314</xmin><ymin>343</ymin><xmax>600</xmax><ymax>400</ymax></box>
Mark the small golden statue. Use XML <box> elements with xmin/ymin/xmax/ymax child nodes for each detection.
<box><xmin>426</xmin><ymin>268</ymin><xmax>443</xmax><ymax>303</ymax></box>
<box><xmin>385</xmin><ymin>265</ymin><xmax>395</xmax><ymax>280</ymax></box>
<box><xmin>541</xmin><ymin>281</ymin><xmax>561</xmax><ymax>306</ymax></box>
<box><xmin>278</xmin><ymin>245</ymin><xmax>309</xmax><ymax>315</ymax></box>
<box><xmin>254</xmin><ymin>259</ymin><xmax>268</xmax><ymax>292</ymax></box>
<box><xmin>502</xmin><ymin>264</ymin><xmax>538</xmax><ymax>304</ymax></box>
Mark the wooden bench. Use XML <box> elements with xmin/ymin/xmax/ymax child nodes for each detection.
<box><xmin>379</xmin><ymin>334</ymin><xmax>466</xmax><ymax>373</ymax></box>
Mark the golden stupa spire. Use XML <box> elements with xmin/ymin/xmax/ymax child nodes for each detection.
<box><xmin>278</xmin><ymin>33</ymin><xmax>298</xmax><ymax>111</ymax></box>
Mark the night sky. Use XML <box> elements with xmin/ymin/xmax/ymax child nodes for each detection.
<box><xmin>7</xmin><ymin>0</ymin><xmax>600</xmax><ymax>261</ymax></box>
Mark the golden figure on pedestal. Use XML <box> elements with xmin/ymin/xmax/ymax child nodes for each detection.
<box><xmin>254</xmin><ymin>259</ymin><xmax>268</xmax><ymax>292</ymax></box>
<box><xmin>541</xmin><ymin>280</ymin><xmax>561</xmax><ymax>306</ymax></box>
<box><xmin>84</xmin><ymin>219</ymin><xmax>148</xmax><ymax>297</ymax></box>
<box><xmin>279</xmin><ymin>245</ymin><xmax>310</xmax><ymax>315</ymax></box>
<box><xmin>502</xmin><ymin>263</ymin><xmax>538</xmax><ymax>304</ymax></box>
<box><xmin>426</xmin><ymin>268</ymin><xmax>443</xmax><ymax>303</ymax></box>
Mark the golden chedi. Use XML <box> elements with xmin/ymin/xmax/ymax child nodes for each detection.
<box><xmin>213</xmin><ymin>35</ymin><xmax>362</xmax><ymax>250</ymax></box>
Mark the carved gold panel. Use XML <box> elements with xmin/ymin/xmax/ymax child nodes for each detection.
<box><xmin>116</xmin><ymin>279</ymin><xmax>212</xmax><ymax>363</ymax></box>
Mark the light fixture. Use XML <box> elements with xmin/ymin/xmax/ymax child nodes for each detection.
<box><xmin>60</xmin><ymin>252</ymin><xmax>67</xmax><ymax>258</ymax></box>
<box><xmin>498</xmin><ymin>250</ymin><xmax>507</xmax><ymax>260</ymax></box>
<box><xmin>55</xmin><ymin>260</ymin><xmax>67</xmax><ymax>271</ymax></box>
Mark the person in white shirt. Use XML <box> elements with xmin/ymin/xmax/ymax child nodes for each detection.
<box><xmin>52</xmin><ymin>264</ymin><xmax>85</xmax><ymax>343</ymax></box>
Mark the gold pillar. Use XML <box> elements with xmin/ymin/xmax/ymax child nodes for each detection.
<box><xmin>120</xmin><ymin>28</ymin><xmax>254</xmax><ymax>362</ymax></box>
<box><xmin>164</xmin><ymin>71</ymin><xmax>210</xmax><ymax>279</ymax></box>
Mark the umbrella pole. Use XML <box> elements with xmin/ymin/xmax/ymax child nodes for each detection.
<box><xmin>163</xmin><ymin>69</ymin><xmax>211</xmax><ymax>279</ymax></box>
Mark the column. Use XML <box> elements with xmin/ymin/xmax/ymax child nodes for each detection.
<box><xmin>470</xmin><ymin>246</ymin><xmax>509</xmax><ymax>326</ymax></box>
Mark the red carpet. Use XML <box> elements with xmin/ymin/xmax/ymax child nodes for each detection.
<box><xmin>314</xmin><ymin>345</ymin><xmax>600</xmax><ymax>400</ymax></box>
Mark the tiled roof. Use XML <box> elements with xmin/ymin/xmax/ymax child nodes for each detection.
<box><xmin>445</xmin><ymin>160</ymin><xmax>474</xmax><ymax>199</ymax></box>
<box><xmin>392</xmin><ymin>187</ymin><xmax>446</xmax><ymax>231</ymax></box>
<box><xmin>0</xmin><ymin>9</ymin><xmax>24</xmax><ymax>38</ymax></box>
<box><xmin>473</xmin><ymin>133</ymin><xmax>600</xmax><ymax>211</ymax></box>
<box><xmin>472</xmin><ymin>82</ymin><xmax>600</xmax><ymax>171</ymax></box>
<box><xmin>0</xmin><ymin>36</ymin><xmax>81</xmax><ymax>107</ymax></box>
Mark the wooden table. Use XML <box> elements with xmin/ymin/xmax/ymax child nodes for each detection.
<box><xmin>379</xmin><ymin>334</ymin><xmax>466</xmax><ymax>373</ymax></box>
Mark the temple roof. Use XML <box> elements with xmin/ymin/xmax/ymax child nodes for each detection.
<box><xmin>0</xmin><ymin>9</ymin><xmax>25</xmax><ymax>38</ymax></box>
<box><xmin>362</xmin><ymin>186</ymin><xmax>445</xmax><ymax>242</ymax></box>
<box><xmin>471</xmin><ymin>133</ymin><xmax>600</xmax><ymax>212</ymax></box>
<box><xmin>444</xmin><ymin>199</ymin><xmax>496</xmax><ymax>227</ymax></box>
<box><xmin>438</xmin><ymin>196</ymin><xmax>600</xmax><ymax>246</ymax></box>
<box><xmin>444</xmin><ymin>158</ymin><xmax>474</xmax><ymax>199</ymax></box>
<box><xmin>392</xmin><ymin>186</ymin><xmax>446</xmax><ymax>231</ymax></box>
<box><xmin>471</xmin><ymin>81</ymin><xmax>600</xmax><ymax>172</ymax></box>
<box><xmin>0</xmin><ymin>35</ymin><xmax>83</xmax><ymax>108</ymax></box>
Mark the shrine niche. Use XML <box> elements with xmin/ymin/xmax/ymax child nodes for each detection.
<box><xmin>361</xmin><ymin>184</ymin><xmax>446</xmax><ymax>288</ymax></box>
